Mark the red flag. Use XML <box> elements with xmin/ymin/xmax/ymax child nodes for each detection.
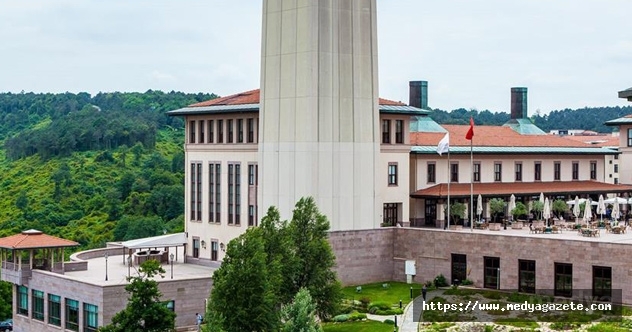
<box><xmin>465</xmin><ymin>117</ymin><xmax>474</xmax><ymax>140</ymax></box>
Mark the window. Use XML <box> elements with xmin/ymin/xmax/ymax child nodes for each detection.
<box><xmin>228</xmin><ymin>163</ymin><xmax>241</xmax><ymax>225</ymax></box>
<box><xmin>615</xmin><ymin>154</ymin><xmax>619</xmax><ymax>160</ymax></box>
<box><xmin>614</xmin><ymin>164</ymin><xmax>619</xmax><ymax>173</ymax></box>
<box><xmin>473</xmin><ymin>162</ymin><xmax>481</xmax><ymax>182</ymax></box>
<box><xmin>247</xmin><ymin>118</ymin><xmax>255</xmax><ymax>143</ymax></box>
<box><xmin>211</xmin><ymin>240</ymin><xmax>218</xmax><ymax>261</ymax></box>
<box><xmin>215</xmin><ymin>164</ymin><xmax>221</xmax><ymax>222</ymax></box>
<box><xmin>590</xmin><ymin>161</ymin><xmax>597</xmax><ymax>180</ymax></box>
<box><xmin>593</xmin><ymin>266</ymin><xmax>612</xmax><ymax>299</ymax></box>
<box><xmin>227</xmin><ymin>119</ymin><xmax>234</xmax><ymax>143</ymax></box>
<box><xmin>534</xmin><ymin>162</ymin><xmax>541</xmax><ymax>181</ymax></box>
<box><xmin>84</xmin><ymin>303</ymin><xmax>99</xmax><ymax>332</ymax></box>
<box><xmin>451</xmin><ymin>163</ymin><xmax>459</xmax><ymax>183</ymax></box>
<box><xmin>628</xmin><ymin>128</ymin><xmax>632</xmax><ymax>147</ymax></box>
<box><xmin>192</xmin><ymin>238</ymin><xmax>200</xmax><ymax>258</ymax></box>
<box><xmin>209</xmin><ymin>162</ymin><xmax>218</xmax><ymax>223</ymax></box>
<box><xmin>515</xmin><ymin>163</ymin><xmax>522</xmax><ymax>182</ymax></box>
<box><xmin>235</xmin><ymin>164</ymin><xmax>241</xmax><ymax>225</ymax></box>
<box><xmin>217</xmin><ymin>120</ymin><xmax>224</xmax><ymax>143</ymax></box>
<box><xmin>190</xmin><ymin>162</ymin><xmax>202</xmax><ymax>221</ymax></box>
<box><xmin>208</xmin><ymin>120</ymin><xmax>214</xmax><ymax>143</ymax></box>
<box><xmin>554</xmin><ymin>162</ymin><xmax>561</xmax><ymax>181</ymax></box>
<box><xmin>189</xmin><ymin>120</ymin><xmax>196</xmax><ymax>143</ymax></box>
<box><xmin>388</xmin><ymin>163</ymin><xmax>398</xmax><ymax>186</ymax></box>
<box><xmin>248</xmin><ymin>164</ymin><xmax>256</xmax><ymax>185</ymax></box>
<box><xmin>383</xmin><ymin>203</ymin><xmax>398</xmax><ymax>226</ymax></box>
<box><xmin>248</xmin><ymin>205</ymin><xmax>255</xmax><ymax>226</ymax></box>
<box><xmin>395</xmin><ymin>120</ymin><xmax>403</xmax><ymax>143</ymax></box>
<box><xmin>494</xmin><ymin>162</ymin><xmax>502</xmax><ymax>182</ymax></box>
<box><xmin>572</xmin><ymin>162</ymin><xmax>579</xmax><ymax>180</ymax></box>
<box><xmin>451</xmin><ymin>254</ymin><xmax>467</xmax><ymax>285</ymax></box>
<box><xmin>199</xmin><ymin>120</ymin><xmax>205</xmax><ymax>143</ymax></box>
<box><xmin>484</xmin><ymin>257</ymin><xmax>500</xmax><ymax>289</ymax></box>
<box><xmin>382</xmin><ymin>120</ymin><xmax>391</xmax><ymax>143</ymax></box>
<box><xmin>519</xmin><ymin>260</ymin><xmax>536</xmax><ymax>294</ymax></box>
<box><xmin>615</xmin><ymin>178</ymin><xmax>619</xmax><ymax>184</ymax></box>
<box><xmin>66</xmin><ymin>298</ymin><xmax>80</xmax><ymax>331</ymax></box>
<box><xmin>427</xmin><ymin>163</ymin><xmax>436</xmax><ymax>183</ymax></box>
<box><xmin>32</xmin><ymin>289</ymin><xmax>44</xmax><ymax>321</ymax></box>
<box><xmin>237</xmin><ymin>119</ymin><xmax>244</xmax><ymax>143</ymax></box>
<box><xmin>17</xmin><ymin>285</ymin><xmax>28</xmax><ymax>316</ymax></box>
<box><xmin>554</xmin><ymin>263</ymin><xmax>573</xmax><ymax>298</ymax></box>
<box><xmin>48</xmin><ymin>294</ymin><xmax>61</xmax><ymax>326</ymax></box>
<box><xmin>165</xmin><ymin>300</ymin><xmax>175</xmax><ymax>312</ymax></box>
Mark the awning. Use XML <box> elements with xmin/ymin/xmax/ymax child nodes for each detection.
<box><xmin>411</xmin><ymin>181</ymin><xmax>632</xmax><ymax>199</ymax></box>
<box><xmin>120</xmin><ymin>233</ymin><xmax>187</xmax><ymax>249</ymax></box>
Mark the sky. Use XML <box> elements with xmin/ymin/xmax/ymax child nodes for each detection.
<box><xmin>0</xmin><ymin>0</ymin><xmax>631</xmax><ymax>114</ymax></box>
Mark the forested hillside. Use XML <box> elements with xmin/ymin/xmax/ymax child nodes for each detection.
<box><xmin>0</xmin><ymin>91</ymin><xmax>216</xmax><ymax>248</ymax></box>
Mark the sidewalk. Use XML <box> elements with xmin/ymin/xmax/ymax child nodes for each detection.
<box><xmin>398</xmin><ymin>289</ymin><xmax>445</xmax><ymax>332</ymax></box>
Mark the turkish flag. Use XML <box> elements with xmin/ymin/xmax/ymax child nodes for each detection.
<box><xmin>465</xmin><ymin>117</ymin><xmax>474</xmax><ymax>140</ymax></box>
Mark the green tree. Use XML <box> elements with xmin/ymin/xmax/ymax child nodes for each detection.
<box><xmin>552</xmin><ymin>199</ymin><xmax>568</xmax><ymax>219</ymax></box>
<box><xmin>0</xmin><ymin>281</ymin><xmax>12</xmax><ymax>320</ymax></box>
<box><xmin>205</xmin><ymin>228</ymin><xmax>279</xmax><ymax>332</ymax></box>
<box><xmin>532</xmin><ymin>201</ymin><xmax>544</xmax><ymax>220</ymax></box>
<box><xmin>98</xmin><ymin>260</ymin><xmax>175</xmax><ymax>332</ymax></box>
<box><xmin>489</xmin><ymin>198</ymin><xmax>506</xmax><ymax>223</ymax></box>
<box><xmin>287</xmin><ymin>197</ymin><xmax>342</xmax><ymax>320</ymax></box>
<box><xmin>445</xmin><ymin>202</ymin><xmax>466</xmax><ymax>225</ymax></box>
<box><xmin>282</xmin><ymin>288</ymin><xmax>322</xmax><ymax>332</ymax></box>
<box><xmin>511</xmin><ymin>202</ymin><xmax>528</xmax><ymax>220</ymax></box>
<box><xmin>15</xmin><ymin>190</ymin><xmax>29</xmax><ymax>219</ymax></box>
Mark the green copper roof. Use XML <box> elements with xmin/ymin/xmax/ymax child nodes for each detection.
<box><xmin>503</xmin><ymin>118</ymin><xmax>546</xmax><ymax>135</ymax></box>
<box><xmin>604</xmin><ymin>116</ymin><xmax>632</xmax><ymax>126</ymax></box>
<box><xmin>411</xmin><ymin>146</ymin><xmax>617</xmax><ymax>155</ymax></box>
<box><xmin>410</xmin><ymin>116</ymin><xmax>447</xmax><ymax>133</ymax></box>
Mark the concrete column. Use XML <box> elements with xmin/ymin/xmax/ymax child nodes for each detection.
<box><xmin>259</xmin><ymin>0</ymin><xmax>380</xmax><ymax>231</ymax></box>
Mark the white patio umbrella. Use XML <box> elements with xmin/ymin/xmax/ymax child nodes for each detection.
<box><xmin>582</xmin><ymin>199</ymin><xmax>593</xmax><ymax>225</ymax></box>
<box><xmin>543</xmin><ymin>197</ymin><xmax>551</xmax><ymax>226</ymax></box>
<box><xmin>508</xmin><ymin>194</ymin><xmax>516</xmax><ymax>220</ymax></box>
<box><xmin>567</xmin><ymin>198</ymin><xmax>587</xmax><ymax>205</ymax></box>
<box><xmin>596</xmin><ymin>195</ymin><xmax>606</xmax><ymax>223</ymax></box>
<box><xmin>612</xmin><ymin>201</ymin><xmax>620</xmax><ymax>224</ymax></box>
<box><xmin>605</xmin><ymin>197</ymin><xmax>628</xmax><ymax>205</ymax></box>
<box><xmin>538</xmin><ymin>193</ymin><xmax>545</xmax><ymax>220</ymax></box>
<box><xmin>476</xmin><ymin>194</ymin><xmax>483</xmax><ymax>222</ymax></box>
<box><xmin>572</xmin><ymin>196</ymin><xmax>581</xmax><ymax>220</ymax></box>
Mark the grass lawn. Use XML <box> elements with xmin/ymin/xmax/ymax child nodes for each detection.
<box><xmin>322</xmin><ymin>320</ymin><xmax>396</xmax><ymax>332</ymax></box>
<box><xmin>341</xmin><ymin>281</ymin><xmax>422</xmax><ymax>306</ymax></box>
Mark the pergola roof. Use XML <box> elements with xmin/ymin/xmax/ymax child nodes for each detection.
<box><xmin>0</xmin><ymin>229</ymin><xmax>79</xmax><ymax>250</ymax></box>
<box><xmin>411</xmin><ymin>181</ymin><xmax>632</xmax><ymax>199</ymax></box>
<box><xmin>120</xmin><ymin>232</ymin><xmax>187</xmax><ymax>249</ymax></box>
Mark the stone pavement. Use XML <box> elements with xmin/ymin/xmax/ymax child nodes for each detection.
<box><xmin>398</xmin><ymin>289</ymin><xmax>445</xmax><ymax>332</ymax></box>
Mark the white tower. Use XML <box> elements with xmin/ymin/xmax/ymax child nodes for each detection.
<box><xmin>258</xmin><ymin>0</ymin><xmax>380</xmax><ymax>230</ymax></box>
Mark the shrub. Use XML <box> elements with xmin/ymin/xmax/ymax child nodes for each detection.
<box><xmin>434</xmin><ymin>274</ymin><xmax>448</xmax><ymax>287</ymax></box>
<box><xmin>348</xmin><ymin>312</ymin><xmax>367</xmax><ymax>321</ymax></box>
<box><xmin>332</xmin><ymin>314</ymin><xmax>349</xmax><ymax>322</ymax></box>
<box><xmin>375</xmin><ymin>308</ymin><xmax>404</xmax><ymax>315</ymax></box>
<box><xmin>336</xmin><ymin>304</ymin><xmax>354</xmax><ymax>315</ymax></box>
<box><xmin>461</xmin><ymin>279</ymin><xmax>473</xmax><ymax>286</ymax></box>
<box><xmin>383</xmin><ymin>319</ymin><xmax>395</xmax><ymax>325</ymax></box>
<box><xmin>369</xmin><ymin>301</ymin><xmax>391</xmax><ymax>311</ymax></box>
<box><xmin>359</xmin><ymin>296</ymin><xmax>371</xmax><ymax>309</ymax></box>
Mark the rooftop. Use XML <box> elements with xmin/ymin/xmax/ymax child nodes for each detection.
<box><xmin>619</xmin><ymin>88</ymin><xmax>632</xmax><ymax>101</ymax></box>
<box><xmin>0</xmin><ymin>229</ymin><xmax>79</xmax><ymax>250</ymax></box>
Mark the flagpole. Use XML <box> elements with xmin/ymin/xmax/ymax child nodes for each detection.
<box><xmin>447</xmin><ymin>149</ymin><xmax>451</xmax><ymax>230</ymax></box>
<box><xmin>470</xmin><ymin>138</ymin><xmax>473</xmax><ymax>232</ymax></box>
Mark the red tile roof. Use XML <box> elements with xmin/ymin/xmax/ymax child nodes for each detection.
<box><xmin>411</xmin><ymin>125</ymin><xmax>595</xmax><ymax>148</ymax></box>
<box><xmin>0</xmin><ymin>230</ymin><xmax>79</xmax><ymax>249</ymax></box>
<box><xmin>188</xmin><ymin>89</ymin><xmax>407</xmax><ymax>107</ymax></box>
<box><xmin>411</xmin><ymin>181</ymin><xmax>632</xmax><ymax>198</ymax></box>
<box><xmin>562</xmin><ymin>135</ymin><xmax>619</xmax><ymax>147</ymax></box>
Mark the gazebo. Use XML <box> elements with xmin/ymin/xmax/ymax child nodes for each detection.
<box><xmin>0</xmin><ymin>229</ymin><xmax>79</xmax><ymax>285</ymax></box>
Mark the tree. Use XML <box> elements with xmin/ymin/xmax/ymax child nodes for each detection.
<box><xmin>510</xmin><ymin>202</ymin><xmax>528</xmax><ymax>221</ymax></box>
<box><xmin>532</xmin><ymin>201</ymin><xmax>544</xmax><ymax>220</ymax></box>
<box><xmin>287</xmin><ymin>197</ymin><xmax>342</xmax><ymax>320</ymax></box>
<box><xmin>282</xmin><ymin>288</ymin><xmax>322</xmax><ymax>332</ymax></box>
<box><xmin>552</xmin><ymin>199</ymin><xmax>568</xmax><ymax>219</ymax></box>
<box><xmin>99</xmin><ymin>259</ymin><xmax>176</xmax><ymax>332</ymax></box>
<box><xmin>15</xmin><ymin>190</ymin><xmax>29</xmax><ymax>219</ymax></box>
<box><xmin>445</xmin><ymin>202</ymin><xmax>466</xmax><ymax>225</ymax></box>
<box><xmin>205</xmin><ymin>228</ymin><xmax>279</xmax><ymax>332</ymax></box>
<box><xmin>489</xmin><ymin>198</ymin><xmax>506</xmax><ymax>223</ymax></box>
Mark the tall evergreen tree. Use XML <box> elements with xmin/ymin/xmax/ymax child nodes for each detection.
<box><xmin>282</xmin><ymin>288</ymin><xmax>322</xmax><ymax>332</ymax></box>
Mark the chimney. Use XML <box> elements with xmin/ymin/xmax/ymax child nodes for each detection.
<box><xmin>409</xmin><ymin>81</ymin><xmax>428</xmax><ymax>109</ymax></box>
<box><xmin>510</xmin><ymin>87</ymin><xmax>528</xmax><ymax>119</ymax></box>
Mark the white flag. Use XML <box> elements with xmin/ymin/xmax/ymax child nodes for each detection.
<box><xmin>437</xmin><ymin>133</ymin><xmax>450</xmax><ymax>156</ymax></box>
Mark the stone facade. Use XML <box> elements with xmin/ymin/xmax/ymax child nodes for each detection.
<box><xmin>330</xmin><ymin>227</ymin><xmax>632</xmax><ymax>304</ymax></box>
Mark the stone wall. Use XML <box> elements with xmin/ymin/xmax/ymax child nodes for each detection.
<box><xmin>328</xmin><ymin>228</ymin><xmax>394</xmax><ymax>286</ymax></box>
<box><xmin>393</xmin><ymin>228</ymin><xmax>632</xmax><ymax>303</ymax></box>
